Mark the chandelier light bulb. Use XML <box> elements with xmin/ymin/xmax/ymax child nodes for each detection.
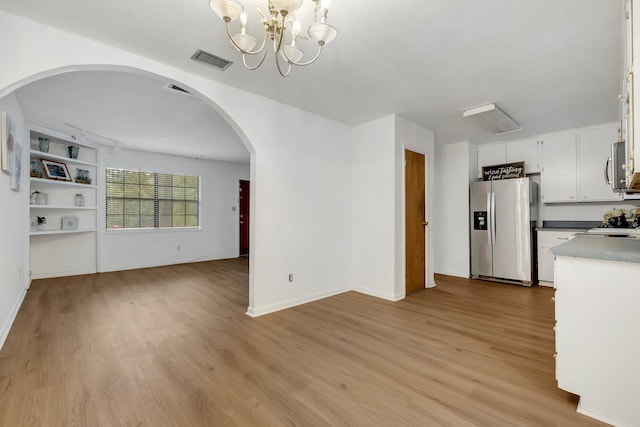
<box><xmin>209</xmin><ymin>0</ymin><xmax>244</xmax><ymax>21</ymax></box>
<box><xmin>282</xmin><ymin>45</ymin><xmax>304</xmax><ymax>63</ymax></box>
<box><xmin>308</xmin><ymin>23</ymin><xmax>337</xmax><ymax>44</ymax></box>
<box><xmin>269</xmin><ymin>0</ymin><xmax>303</xmax><ymax>13</ymax></box>
<box><xmin>232</xmin><ymin>33</ymin><xmax>258</xmax><ymax>51</ymax></box>
<box><xmin>240</xmin><ymin>12</ymin><xmax>247</xmax><ymax>32</ymax></box>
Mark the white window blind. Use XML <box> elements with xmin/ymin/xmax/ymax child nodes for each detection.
<box><xmin>106</xmin><ymin>168</ymin><xmax>200</xmax><ymax>230</ymax></box>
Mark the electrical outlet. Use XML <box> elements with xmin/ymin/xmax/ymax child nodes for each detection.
<box><xmin>288</xmin><ymin>274</ymin><xmax>294</xmax><ymax>282</ymax></box>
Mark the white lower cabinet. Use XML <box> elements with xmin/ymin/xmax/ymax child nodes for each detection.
<box><xmin>536</xmin><ymin>230</ymin><xmax>576</xmax><ymax>285</ymax></box>
<box><xmin>555</xmin><ymin>256</ymin><xmax>640</xmax><ymax>426</ymax></box>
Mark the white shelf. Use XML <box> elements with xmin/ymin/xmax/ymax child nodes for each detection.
<box><xmin>30</xmin><ymin>228</ymin><xmax>97</xmax><ymax>236</ymax></box>
<box><xmin>30</xmin><ymin>177</ymin><xmax>97</xmax><ymax>188</ymax></box>
<box><xmin>30</xmin><ymin>205</ymin><xmax>97</xmax><ymax>210</ymax></box>
<box><xmin>30</xmin><ymin>149</ymin><xmax>97</xmax><ymax>167</ymax></box>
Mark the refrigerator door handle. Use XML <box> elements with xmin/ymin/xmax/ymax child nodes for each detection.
<box><xmin>486</xmin><ymin>192</ymin><xmax>493</xmax><ymax>246</ymax></box>
<box><xmin>492</xmin><ymin>192</ymin><xmax>497</xmax><ymax>245</ymax></box>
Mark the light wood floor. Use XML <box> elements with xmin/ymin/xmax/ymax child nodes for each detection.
<box><xmin>0</xmin><ymin>260</ymin><xmax>604</xmax><ymax>426</ymax></box>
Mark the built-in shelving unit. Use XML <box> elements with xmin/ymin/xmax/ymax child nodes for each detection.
<box><xmin>30</xmin><ymin>177</ymin><xmax>97</xmax><ymax>189</ymax></box>
<box><xmin>29</xmin><ymin>149</ymin><xmax>97</xmax><ymax>167</ymax></box>
<box><xmin>28</xmin><ymin>124</ymin><xmax>99</xmax><ymax>279</ymax></box>
<box><xmin>30</xmin><ymin>205</ymin><xmax>97</xmax><ymax>210</ymax></box>
<box><xmin>29</xmin><ymin>229</ymin><xmax>97</xmax><ymax>236</ymax></box>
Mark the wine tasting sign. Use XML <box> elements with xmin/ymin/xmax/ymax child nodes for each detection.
<box><xmin>482</xmin><ymin>161</ymin><xmax>525</xmax><ymax>181</ymax></box>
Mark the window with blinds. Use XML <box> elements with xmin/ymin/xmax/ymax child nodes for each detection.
<box><xmin>106</xmin><ymin>168</ymin><xmax>200</xmax><ymax>230</ymax></box>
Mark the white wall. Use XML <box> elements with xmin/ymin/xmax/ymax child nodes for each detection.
<box><xmin>351</xmin><ymin>115</ymin><xmax>435</xmax><ymax>300</ymax></box>
<box><xmin>0</xmin><ymin>92</ymin><xmax>29</xmax><ymax>349</ymax></box>
<box><xmin>434</xmin><ymin>141</ymin><xmax>475</xmax><ymax>278</ymax></box>
<box><xmin>351</xmin><ymin>116</ymin><xmax>397</xmax><ymax>299</ymax></box>
<box><xmin>99</xmin><ymin>148</ymin><xmax>249</xmax><ymax>272</ymax></box>
<box><xmin>395</xmin><ymin>116</ymin><xmax>436</xmax><ymax>290</ymax></box>
<box><xmin>0</xmin><ymin>10</ymin><xmax>353</xmax><ymax>318</ymax></box>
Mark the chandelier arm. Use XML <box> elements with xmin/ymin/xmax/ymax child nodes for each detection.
<box><xmin>273</xmin><ymin>14</ymin><xmax>286</xmax><ymax>54</ymax></box>
<box><xmin>242</xmin><ymin>47</ymin><xmax>270</xmax><ymax>70</ymax></box>
<box><xmin>224</xmin><ymin>19</ymin><xmax>267</xmax><ymax>55</ymax></box>
<box><xmin>274</xmin><ymin>49</ymin><xmax>293</xmax><ymax>77</ymax></box>
<box><xmin>281</xmin><ymin>42</ymin><xmax>324</xmax><ymax>67</ymax></box>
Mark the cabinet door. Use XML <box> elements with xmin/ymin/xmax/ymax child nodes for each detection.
<box><xmin>540</xmin><ymin>133</ymin><xmax>578</xmax><ymax>203</ymax></box>
<box><xmin>578</xmin><ymin>124</ymin><xmax>621</xmax><ymax>201</ymax></box>
<box><xmin>477</xmin><ymin>143</ymin><xmax>506</xmax><ymax>178</ymax></box>
<box><xmin>537</xmin><ymin>231</ymin><xmax>575</xmax><ymax>284</ymax></box>
<box><xmin>537</xmin><ymin>241</ymin><xmax>555</xmax><ymax>283</ymax></box>
<box><xmin>506</xmin><ymin>138</ymin><xmax>539</xmax><ymax>174</ymax></box>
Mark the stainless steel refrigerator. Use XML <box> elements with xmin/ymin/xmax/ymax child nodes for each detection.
<box><xmin>470</xmin><ymin>177</ymin><xmax>537</xmax><ymax>286</ymax></box>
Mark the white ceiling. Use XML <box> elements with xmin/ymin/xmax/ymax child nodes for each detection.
<box><xmin>0</xmin><ymin>0</ymin><xmax>624</xmax><ymax>153</ymax></box>
<box><xmin>15</xmin><ymin>71</ymin><xmax>250</xmax><ymax>163</ymax></box>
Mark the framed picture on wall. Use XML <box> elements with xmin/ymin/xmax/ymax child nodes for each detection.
<box><xmin>10</xmin><ymin>143</ymin><xmax>22</xmax><ymax>191</ymax></box>
<box><xmin>1</xmin><ymin>111</ymin><xmax>16</xmax><ymax>176</ymax></box>
<box><xmin>41</xmin><ymin>159</ymin><xmax>71</xmax><ymax>181</ymax></box>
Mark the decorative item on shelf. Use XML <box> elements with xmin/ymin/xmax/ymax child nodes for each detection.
<box><xmin>61</xmin><ymin>216</ymin><xmax>79</xmax><ymax>230</ymax></box>
<box><xmin>601</xmin><ymin>208</ymin><xmax>630</xmax><ymax>228</ymax></box>
<box><xmin>30</xmin><ymin>159</ymin><xmax>43</xmax><ymax>177</ymax></box>
<box><xmin>67</xmin><ymin>145</ymin><xmax>79</xmax><ymax>159</ymax></box>
<box><xmin>30</xmin><ymin>190</ymin><xmax>48</xmax><ymax>205</ymax></box>
<box><xmin>208</xmin><ymin>0</ymin><xmax>338</xmax><ymax>77</ymax></box>
<box><xmin>41</xmin><ymin>159</ymin><xmax>71</xmax><ymax>181</ymax></box>
<box><xmin>30</xmin><ymin>216</ymin><xmax>38</xmax><ymax>233</ymax></box>
<box><xmin>74</xmin><ymin>193</ymin><xmax>85</xmax><ymax>207</ymax></box>
<box><xmin>37</xmin><ymin>216</ymin><xmax>46</xmax><ymax>230</ymax></box>
<box><xmin>75</xmin><ymin>168</ymin><xmax>91</xmax><ymax>184</ymax></box>
<box><xmin>38</xmin><ymin>137</ymin><xmax>50</xmax><ymax>153</ymax></box>
<box><xmin>632</xmin><ymin>208</ymin><xmax>640</xmax><ymax>229</ymax></box>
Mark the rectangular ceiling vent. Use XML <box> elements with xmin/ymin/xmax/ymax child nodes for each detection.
<box><xmin>191</xmin><ymin>49</ymin><xmax>233</xmax><ymax>71</ymax></box>
<box><xmin>463</xmin><ymin>103</ymin><xmax>522</xmax><ymax>135</ymax></box>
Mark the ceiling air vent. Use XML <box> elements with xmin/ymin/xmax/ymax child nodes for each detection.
<box><xmin>191</xmin><ymin>49</ymin><xmax>233</xmax><ymax>71</ymax></box>
<box><xmin>166</xmin><ymin>84</ymin><xmax>190</xmax><ymax>94</ymax></box>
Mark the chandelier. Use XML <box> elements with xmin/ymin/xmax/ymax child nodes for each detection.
<box><xmin>208</xmin><ymin>0</ymin><xmax>337</xmax><ymax>77</ymax></box>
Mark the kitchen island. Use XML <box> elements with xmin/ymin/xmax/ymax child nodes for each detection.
<box><xmin>552</xmin><ymin>235</ymin><xmax>640</xmax><ymax>427</ymax></box>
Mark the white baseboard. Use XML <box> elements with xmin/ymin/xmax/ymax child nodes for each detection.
<box><xmin>351</xmin><ymin>287</ymin><xmax>403</xmax><ymax>302</ymax></box>
<box><xmin>0</xmin><ymin>288</ymin><xmax>27</xmax><ymax>351</ymax></box>
<box><xmin>98</xmin><ymin>255</ymin><xmax>234</xmax><ymax>274</ymax></box>
<box><xmin>246</xmin><ymin>287</ymin><xmax>350</xmax><ymax>317</ymax></box>
<box><xmin>31</xmin><ymin>267</ymin><xmax>97</xmax><ymax>280</ymax></box>
<box><xmin>426</xmin><ymin>280</ymin><xmax>437</xmax><ymax>289</ymax></box>
<box><xmin>538</xmin><ymin>280</ymin><xmax>554</xmax><ymax>288</ymax></box>
<box><xmin>577</xmin><ymin>399</ymin><xmax>623</xmax><ymax>427</ymax></box>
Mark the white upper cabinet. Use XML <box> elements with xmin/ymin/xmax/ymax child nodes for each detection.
<box><xmin>625</xmin><ymin>0</ymin><xmax>640</xmax><ymax>191</ymax></box>
<box><xmin>506</xmin><ymin>138</ymin><xmax>539</xmax><ymax>174</ymax></box>
<box><xmin>540</xmin><ymin>124</ymin><xmax>622</xmax><ymax>203</ymax></box>
<box><xmin>540</xmin><ymin>132</ymin><xmax>578</xmax><ymax>203</ymax></box>
<box><xmin>477</xmin><ymin>138</ymin><xmax>539</xmax><ymax>178</ymax></box>
<box><xmin>477</xmin><ymin>143</ymin><xmax>507</xmax><ymax>178</ymax></box>
<box><xmin>578</xmin><ymin>124</ymin><xmax>620</xmax><ymax>201</ymax></box>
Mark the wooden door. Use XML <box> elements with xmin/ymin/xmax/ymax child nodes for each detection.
<box><xmin>405</xmin><ymin>150</ymin><xmax>426</xmax><ymax>295</ymax></box>
<box><xmin>239</xmin><ymin>180</ymin><xmax>250</xmax><ymax>256</ymax></box>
